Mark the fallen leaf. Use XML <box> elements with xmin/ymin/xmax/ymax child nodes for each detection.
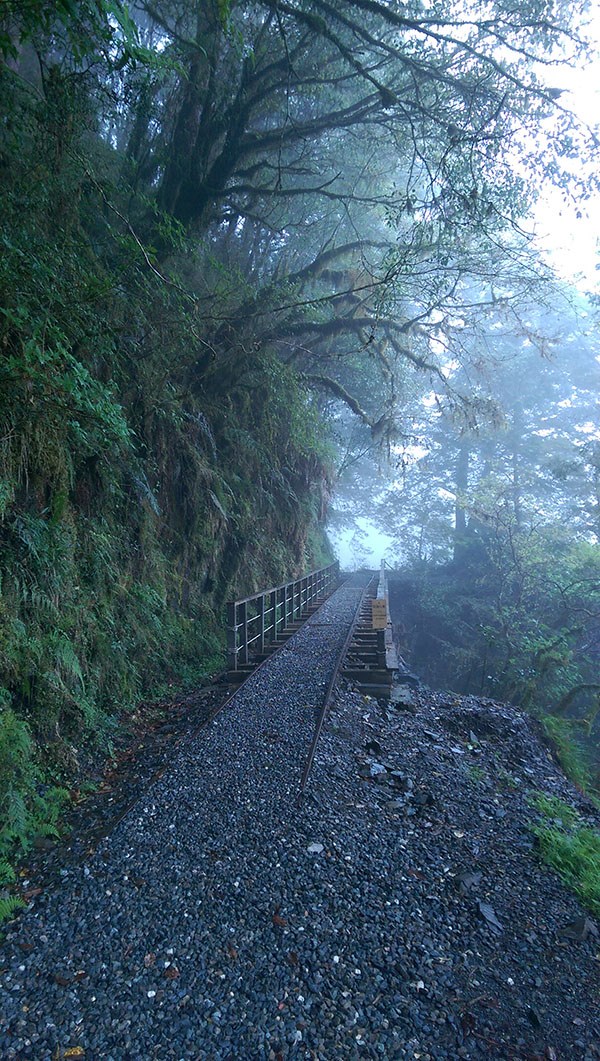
<box><xmin>287</xmin><ymin>951</ymin><xmax>299</xmax><ymax>966</ymax></box>
<box><xmin>406</xmin><ymin>868</ymin><xmax>426</xmax><ymax>881</ymax></box>
<box><xmin>22</xmin><ymin>887</ymin><xmax>43</xmax><ymax>900</ymax></box>
<box><xmin>226</xmin><ymin>942</ymin><xmax>238</xmax><ymax>960</ymax></box>
<box><xmin>144</xmin><ymin>953</ymin><xmax>156</xmax><ymax>968</ymax></box>
<box><xmin>73</xmin><ymin>970</ymin><xmax>88</xmax><ymax>983</ymax></box>
<box><xmin>558</xmin><ymin>916</ymin><xmax>598</xmax><ymax>941</ymax></box>
<box><xmin>64</xmin><ymin>1049</ymin><xmax>86</xmax><ymax>1059</ymax></box>
<box><xmin>272</xmin><ymin>913</ymin><xmax>288</xmax><ymax>928</ymax></box>
<box><xmin>33</xmin><ymin>836</ymin><xmax>54</xmax><ymax>852</ymax></box>
<box><xmin>53</xmin><ymin>973</ymin><xmax>72</xmax><ymax>986</ymax></box>
<box><xmin>526</xmin><ymin>1006</ymin><xmax>542</xmax><ymax>1030</ymax></box>
<box><xmin>364</xmin><ymin>739</ymin><xmax>382</xmax><ymax>754</ymax></box>
<box><xmin>477</xmin><ymin>900</ymin><xmax>503</xmax><ymax>934</ymax></box>
<box><xmin>164</xmin><ymin>966</ymin><xmax>180</xmax><ymax>980</ymax></box>
<box><xmin>460</xmin><ymin>1010</ymin><xmax>476</xmax><ymax>1034</ymax></box>
<box><xmin>457</xmin><ymin>870</ymin><xmax>482</xmax><ymax>896</ymax></box>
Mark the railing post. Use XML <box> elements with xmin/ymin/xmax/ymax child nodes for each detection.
<box><xmin>228</xmin><ymin>561</ymin><xmax>340</xmax><ymax>673</ymax></box>
<box><xmin>277</xmin><ymin>586</ymin><xmax>285</xmax><ymax>637</ymax></box>
<box><xmin>259</xmin><ymin>593</ymin><xmax>266</xmax><ymax>653</ymax></box>
<box><xmin>240</xmin><ymin>600</ymin><xmax>249</xmax><ymax>664</ymax></box>
<box><xmin>270</xmin><ymin>589</ymin><xmax>276</xmax><ymax>643</ymax></box>
<box><xmin>227</xmin><ymin>600</ymin><xmax>237</xmax><ymax>672</ymax></box>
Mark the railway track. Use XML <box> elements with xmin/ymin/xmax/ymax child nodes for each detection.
<box><xmin>299</xmin><ymin>574</ymin><xmax>376</xmax><ymax>798</ymax></box>
<box><xmin>18</xmin><ymin>571</ymin><xmax>379</xmax><ymax>897</ymax></box>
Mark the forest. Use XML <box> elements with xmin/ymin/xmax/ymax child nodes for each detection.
<box><xmin>0</xmin><ymin>0</ymin><xmax>599</xmax><ymax>873</ymax></box>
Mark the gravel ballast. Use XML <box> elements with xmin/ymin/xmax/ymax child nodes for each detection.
<box><xmin>1</xmin><ymin>575</ymin><xmax>599</xmax><ymax>1060</ymax></box>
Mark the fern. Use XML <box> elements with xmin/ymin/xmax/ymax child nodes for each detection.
<box><xmin>5</xmin><ymin>789</ymin><xmax>29</xmax><ymax>847</ymax></box>
<box><xmin>0</xmin><ymin>860</ymin><xmax>15</xmax><ymax>885</ymax></box>
<box><xmin>53</xmin><ymin>634</ymin><xmax>84</xmax><ymax>688</ymax></box>
<box><xmin>0</xmin><ymin>894</ymin><xmax>25</xmax><ymax>925</ymax></box>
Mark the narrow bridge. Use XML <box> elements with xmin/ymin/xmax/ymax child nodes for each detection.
<box><xmin>226</xmin><ymin>560</ymin><xmax>400</xmax><ymax>699</ymax></box>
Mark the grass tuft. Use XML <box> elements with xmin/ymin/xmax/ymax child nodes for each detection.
<box><xmin>530</xmin><ymin>793</ymin><xmax>600</xmax><ymax>918</ymax></box>
<box><xmin>541</xmin><ymin>716</ymin><xmax>596</xmax><ymax>797</ymax></box>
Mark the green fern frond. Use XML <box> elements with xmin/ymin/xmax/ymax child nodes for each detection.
<box><xmin>0</xmin><ymin>860</ymin><xmax>16</xmax><ymax>886</ymax></box>
<box><xmin>5</xmin><ymin>789</ymin><xmax>28</xmax><ymax>846</ymax></box>
<box><xmin>54</xmin><ymin>635</ymin><xmax>84</xmax><ymax>687</ymax></box>
<box><xmin>0</xmin><ymin>895</ymin><xmax>25</xmax><ymax>925</ymax></box>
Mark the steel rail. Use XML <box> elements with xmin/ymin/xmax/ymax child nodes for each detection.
<box><xmin>298</xmin><ymin>575</ymin><xmax>376</xmax><ymax>801</ymax></box>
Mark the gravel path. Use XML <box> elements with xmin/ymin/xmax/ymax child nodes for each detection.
<box><xmin>1</xmin><ymin>576</ymin><xmax>599</xmax><ymax>1060</ymax></box>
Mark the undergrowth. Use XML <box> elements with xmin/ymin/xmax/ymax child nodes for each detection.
<box><xmin>0</xmin><ymin>64</ymin><xmax>332</xmax><ymax>870</ymax></box>
<box><xmin>541</xmin><ymin>716</ymin><xmax>597</xmax><ymax>799</ymax></box>
<box><xmin>530</xmin><ymin>793</ymin><xmax>600</xmax><ymax>918</ymax></box>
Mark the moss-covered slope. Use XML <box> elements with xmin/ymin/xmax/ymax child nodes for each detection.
<box><xmin>0</xmin><ymin>69</ymin><xmax>333</xmax><ymax>864</ymax></box>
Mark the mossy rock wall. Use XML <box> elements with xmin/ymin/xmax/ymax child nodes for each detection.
<box><xmin>0</xmin><ymin>69</ymin><xmax>333</xmax><ymax>860</ymax></box>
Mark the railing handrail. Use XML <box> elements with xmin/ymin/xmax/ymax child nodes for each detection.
<box><xmin>226</xmin><ymin>561</ymin><xmax>340</xmax><ymax>673</ymax></box>
<box><xmin>227</xmin><ymin>561</ymin><xmax>339</xmax><ymax>609</ymax></box>
<box><xmin>376</xmin><ymin>558</ymin><xmax>387</xmax><ymax>599</ymax></box>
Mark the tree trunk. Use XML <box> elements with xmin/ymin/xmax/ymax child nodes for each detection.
<box><xmin>453</xmin><ymin>438</ymin><xmax>469</xmax><ymax>562</ymax></box>
<box><xmin>511</xmin><ymin>402</ymin><xmax>524</xmax><ymax>530</ymax></box>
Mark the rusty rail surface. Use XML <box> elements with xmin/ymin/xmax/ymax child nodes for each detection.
<box><xmin>226</xmin><ymin>561</ymin><xmax>340</xmax><ymax>675</ymax></box>
<box><xmin>298</xmin><ymin>573</ymin><xmax>376</xmax><ymax>800</ymax></box>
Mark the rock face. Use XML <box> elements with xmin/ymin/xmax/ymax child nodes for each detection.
<box><xmin>1</xmin><ymin>582</ymin><xmax>599</xmax><ymax>1059</ymax></box>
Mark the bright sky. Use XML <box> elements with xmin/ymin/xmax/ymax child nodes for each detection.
<box><xmin>330</xmin><ymin>12</ymin><xmax>600</xmax><ymax>569</ymax></box>
<box><xmin>532</xmin><ymin>13</ymin><xmax>600</xmax><ymax>292</ymax></box>
<box><xmin>331</xmin><ymin>518</ymin><xmax>396</xmax><ymax>571</ymax></box>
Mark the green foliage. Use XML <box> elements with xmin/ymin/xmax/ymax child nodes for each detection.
<box><xmin>0</xmin><ymin>50</ymin><xmax>333</xmax><ymax>867</ymax></box>
<box><xmin>467</xmin><ymin>765</ymin><xmax>486</xmax><ymax>784</ymax></box>
<box><xmin>0</xmin><ymin>700</ymin><xmax>71</xmax><ymax>861</ymax></box>
<box><xmin>0</xmin><ymin>860</ymin><xmax>16</xmax><ymax>886</ymax></box>
<box><xmin>389</xmin><ymin>502</ymin><xmax>600</xmax><ymax>815</ymax></box>
<box><xmin>541</xmin><ymin>717</ymin><xmax>595</xmax><ymax>797</ymax></box>
<box><xmin>396</xmin><ymin>522</ymin><xmax>600</xmax><ymax>791</ymax></box>
<box><xmin>530</xmin><ymin>794</ymin><xmax>600</xmax><ymax>918</ymax></box>
<box><xmin>530</xmin><ymin>792</ymin><xmax>580</xmax><ymax>829</ymax></box>
<box><xmin>0</xmin><ymin>895</ymin><xmax>25</xmax><ymax>926</ymax></box>
<box><xmin>0</xmin><ymin>0</ymin><xmax>160</xmax><ymax>69</ymax></box>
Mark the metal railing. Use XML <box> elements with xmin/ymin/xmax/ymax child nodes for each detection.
<box><xmin>377</xmin><ymin>558</ymin><xmax>387</xmax><ymax>599</ymax></box>
<box><xmin>226</xmin><ymin>561</ymin><xmax>340</xmax><ymax>673</ymax></box>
